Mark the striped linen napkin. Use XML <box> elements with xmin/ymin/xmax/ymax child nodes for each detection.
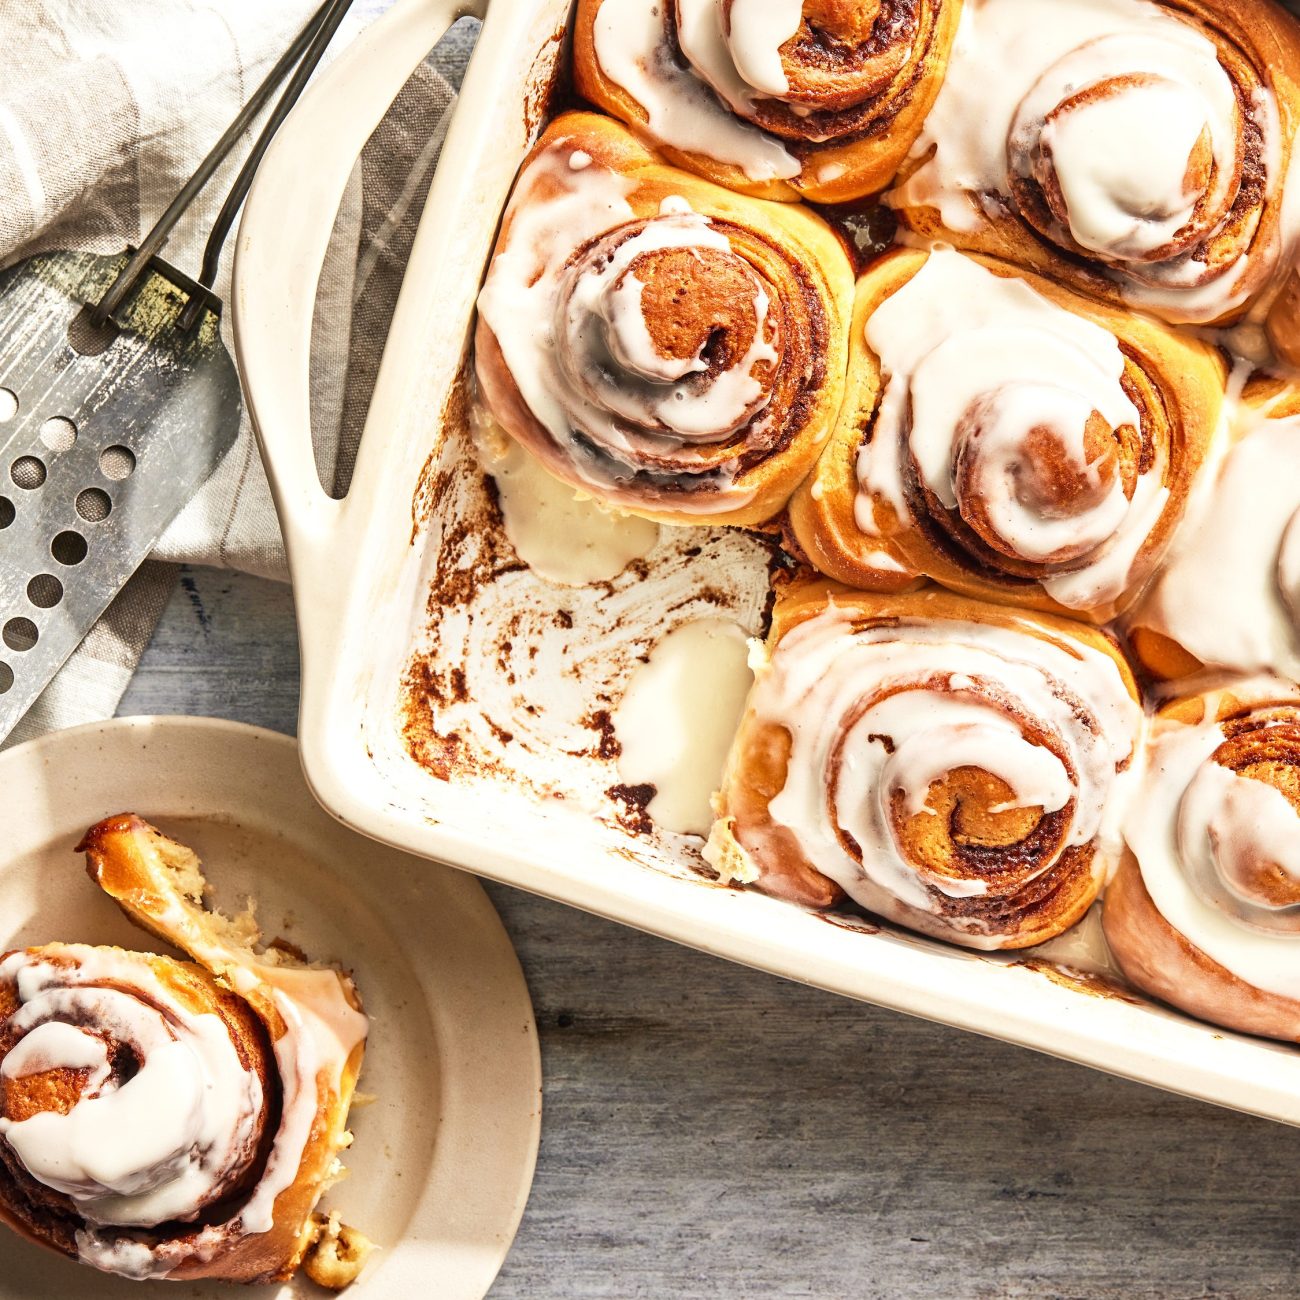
<box><xmin>0</xmin><ymin>0</ymin><xmax>456</xmax><ymax>744</ymax></box>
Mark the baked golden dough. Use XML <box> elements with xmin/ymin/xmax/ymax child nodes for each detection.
<box><xmin>572</xmin><ymin>0</ymin><xmax>962</xmax><ymax>203</ymax></box>
<box><xmin>788</xmin><ymin>248</ymin><xmax>1226</xmax><ymax>624</ymax></box>
<box><xmin>709</xmin><ymin>579</ymin><xmax>1142</xmax><ymax>950</ymax></box>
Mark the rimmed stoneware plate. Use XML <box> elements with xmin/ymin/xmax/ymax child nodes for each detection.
<box><xmin>0</xmin><ymin>715</ymin><xmax>540</xmax><ymax>1299</ymax></box>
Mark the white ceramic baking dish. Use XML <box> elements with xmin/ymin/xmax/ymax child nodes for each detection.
<box><xmin>233</xmin><ymin>0</ymin><xmax>1300</xmax><ymax>1126</ymax></box>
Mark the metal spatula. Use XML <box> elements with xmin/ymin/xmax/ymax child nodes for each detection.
<box><xmin>0</xmin><ymin>0</ymin><xmax>356</xmax><ymax>743</ymax></box>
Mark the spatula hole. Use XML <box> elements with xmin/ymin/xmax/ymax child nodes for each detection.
<box><xmin>0</xmin><ymin>389</ymin><xmax>16</xmax><ymax>422</ymax></box>
<box><xmin>76</xmin><ymin>488</ymin><xmax>112</xmax><ymax>522</ymax></box>
<box><xmin>11</xmin><ymin>456</ymin><xmax>45</xmax><ymax>489</ymax></box>
<box><xmin>0</xmin><ymin>497</ymin><xmax>13</xmax><ymax>529</ymax></box>
<box><xmin>3</xmin><ymin>619</ymin><xmax>38</xmax><ymax>652</ymax></box>
<box><xmin>68</xmin><ymin>306</ymin><xmax>119</xmax><ymax>357</ymax></box>
<box><xmin>39</xmin><ymin>417</ymin><xmax>77</xmax><ymax>454</ymax></box>
<box><xmin>0</xmin><ymin>663</ymin><xmax>12</xmax><ymax>694</ymax></box>
<box><xmin>99</xmin><ymin>445</ymin><xmax>135</xmax><ymax>481</ymax></box>
<box><xmin>52</xmin><ymin>530</ymin><xmax>88</xmax><ymax>565</ymax></box>
<box><xmin>27</xmin><ymin>574</ymin><xmax>63</xmax><ymax>609</ymax></box>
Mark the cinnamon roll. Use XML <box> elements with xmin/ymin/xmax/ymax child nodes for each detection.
<box><xmin>890</xmin><ymin>0</ymin><xmax>1300</xmax><ymax>329</ymax></box>
<box><xmin>708</xmin><ymin>580</ymin><xmax>1142</xmax><ymax>949</ymax></box>
<box><xmin>0</xmin><ymin>816</ymin><xmax>370</xmax><ymax>1287</ymax></box>
<box><xmin>475</xmin><ymin>112</ymin><xmax>854</xmax><ymax>527</ymax></box>
<box><xmin>1129</xmin><ymin>383</ymin><xmax>1300</xmax><ymax>683</ymax></box>
<box><xmin>1104</xmin><ymin>684</ymin><xmax>1300</xmax><ymax>1040</ymax></box>
<box><xmin>788</xmin><ymin>248</ymin><xmax>1225</xmax><ymax>623</ymax></box>
<box><xmin>572</xmin><ymin>0</ymin><xmax>962</xmax><ymax>203</ymax></box>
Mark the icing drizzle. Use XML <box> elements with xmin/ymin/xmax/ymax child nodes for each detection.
<box><xmin>746</xmin><ymin>602</ymin><xmax>1139</xmax><ymax>947</ymax></box>
<box><xmin>891</xmin><ymin>0</ymin><xmax>1294</xmax><ymax>323</ymax></box>
<box><xmin>856</xmin><ymin>250</ymin><xmax>1168</xmax><ymax>610</ymax></box>
<box><xmin>1132</xmin><ymin>414</ymin><xmax>1300</xmax><ymax>682</ymax></box>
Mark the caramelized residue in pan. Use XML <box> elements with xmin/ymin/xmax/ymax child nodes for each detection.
<box><xmin>398</xmin><ymin>360</ymin><xmax>774</xmax><ymax>874</ymax></box>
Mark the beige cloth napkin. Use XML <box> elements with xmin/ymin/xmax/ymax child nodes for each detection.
<box><xmin>1</xmin><ymin>0</ymin><xmax>456</xmax><ymax>744</ymax></box>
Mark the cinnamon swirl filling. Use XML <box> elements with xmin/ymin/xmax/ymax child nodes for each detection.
<box><xmin>712</xmin><ymin>585</ymin><xmax>1141</xmax><ymax>949</ymax></box>
<box><xmin>791</xmin><ymin>248</ymin><xmax>1221</xmax><ymax>622</ymax></box>
<box><xmin>0</xmin><ymin>947</ymin><xmax>276</xmax><ymax>1254</ymax></box>
<box><xmin>684</xmin><ymin>0</ymin><xmax>944</xmax><ymax>146</ymax></box>
<box><xmin>575</xmin><ymin>0</ymin><xmax>960</xmax><ymax>199</ymax></box>
<box><xmin>1104</xmin><ymin>687</ymin><xmax>1300</xmax><ymax>1040</ymax></box>
<box><xmin>548</xmin><ymin>210</ymin><xmax>822</xmax><ymax>497</ymax></box>
<box><xmin>0</xmin><ymin>817</ymin><xmax>369</xmax><ymax>1286</ymax></box>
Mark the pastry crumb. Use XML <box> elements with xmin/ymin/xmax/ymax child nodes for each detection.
<box><xmin>303</xmin><ymin>1211</ymin><xmax>376</xmax><ymax>1290</ymax></box>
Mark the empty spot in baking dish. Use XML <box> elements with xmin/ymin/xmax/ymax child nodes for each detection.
<box><xmin>399</xmin><ymin>364</ymin><xmax>774</xmax><ymax>884</ymax></box>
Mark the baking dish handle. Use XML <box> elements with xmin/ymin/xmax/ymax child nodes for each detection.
<box><xmin>232</xmin><ymin>0</ymin><xmax>484</xmax><ymax>566</ymax></box>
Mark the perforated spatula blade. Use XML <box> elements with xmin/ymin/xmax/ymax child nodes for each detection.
<box><xmin>0</xmin><ymin>250</ymin><xmax>241</xmax><ymax>739</ymax></box>
<box><xmin>0</xmin><ymin>0</ymin><xmax>357</xmax><ymax>743</ymax></box>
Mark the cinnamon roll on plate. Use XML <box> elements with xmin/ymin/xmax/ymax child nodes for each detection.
<box><xmin>890</xmin><ymin>0</ymin><xmax>1300</xmax><ymax>329</ymax></box>
<box><xmin>789</xmin><ymin>247</ymin><xmax>1226</xmax><ymax>623</ymax></box>
<box><xmin>0</xmin><ymin>815</ymin><xmax>370</xmax><ymax>1288</ymax></box>
<box><xmin>0</xmin><ymin>718</ymin><xmax>541</xmax><ymax>1297</ymax></box>
<box><xmin>475</xmin><ymin>112</ymin><xmax>854</xmax><ymax>527</ymax></box>
<box><xmin>573</xmin><ymin>0</ymin><xmax>962</xmax><ymax>203</ymax></box>
<box><xmin>708</xmin><ymin>579</ymin><xmax>1142</xmax><ymax>950</ymax></box>
<box><xmin>1105</xmin><ymin>682</ymin><xmax>1300</xmax><ymax>1040</ymax></box>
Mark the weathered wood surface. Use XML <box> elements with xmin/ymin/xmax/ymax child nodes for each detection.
<box><xmin>120</xmin><ymin>568</ymin><xmax>1300</xmax><ymax>1300</ymax></box>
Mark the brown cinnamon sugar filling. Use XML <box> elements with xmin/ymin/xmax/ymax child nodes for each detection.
<box><xmin>819</xmin><ymin>668</ymin><xmax>1095</xmax><ymax>938</ymax></box>
<box><xmin>1207</xmin><ymin>713</ymin><xmax>1300</xmax><ymax>909</ymax></box>
<box><xmin>713</xmin><ymin>0</ymin><xmax>942</xmax><ymax>145</ymax></box>
<box><xmin>556</xmin><ymin>215</ymin><xmax>829</xmax><ymax>497</ymax></box>
<box><xmin>887</xmin><ymin>351</ymin><xmax>1156</xmax><ymax>591</ymax></box>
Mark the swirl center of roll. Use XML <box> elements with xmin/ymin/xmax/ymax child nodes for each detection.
<box><xmin>899</xmin><ymin>316</ymin><xmax>1138</xmax><ymax>568</ymax></box>
<box><xmin>1177</xmin><ymin>719</ymin><xmax>1300</xmax><ymax>926</ymax></box>
<box><xmin>852</xmin><ymin>251</ymin><xmax>1177</xmax><ymax>612</ymax></box>
<box><xmin>0</xmin><ymin>954</ymin><xmax>269</xmax><ymax>1229</ymax></box>
<box><xmin>1006</xmin><ymin>33</ymin><xmax>1241</xmax><ymax>270</ymax></box>
<box><xmin>604</xmin><ymin>246</ymin><xmax>766</xmax><ymax>384</ymax></box>
<box><xmin>556</xmin><ymin>211</ymin><xmax>784</xmax><ymax>446</ymax></box>
<box><xmin>952</xmin><ymin>394</ymin><xmax>1129</xmax><ymax>564</ymax></box>
<box><xmin>1032</xmin><ymin>75</ymin><xmax>1213</xmax><ymax>259</ymax></box>
<box><xmin>833</xmin><ymin>681</ymin><xmax>1078</xmax><ymax>901</ymax></box>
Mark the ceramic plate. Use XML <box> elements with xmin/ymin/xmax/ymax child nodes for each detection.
<box><xmin>0</xmin><ymin>716</ymin><xmax>540</xmax><ymax>1298</ymax></box>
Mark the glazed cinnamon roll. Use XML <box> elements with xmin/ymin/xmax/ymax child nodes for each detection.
<box><xmin>891</xmin><ymin>0</ymin><xmax>1300</xmax><ymax>329</ymax></box>
<box><xmin>708</xmin><ymin>580</ymin><xmax>1142</xmax><ymax>949</ymax></box>
<box><xmin>475</xmin><ymin>112</ymin><xmax>854</xmax><ymax>527</ymax></box>
<box><xmin>572</xmin><ymin>0</ymin><xmax>962</xmax><ymax>203</ymax></box>
<box><xmin>788</xmin><ymin>248</ymin><xmax>1225</xmax><ymax>623</ymax></box>
<box><xmin>0</xmin><ymin>816</ymin><xmax>370</xmax><ymax>1287</ymax></box>
<box><xmin>1104</xmin><ymin>684</ymin><xmax>1300</xmax><ymax>1040</ymax></box>
<box><xmin>1129</xmin><ymin>383</ymin><xmax>1300</xmax><ymax>682</ymax></box>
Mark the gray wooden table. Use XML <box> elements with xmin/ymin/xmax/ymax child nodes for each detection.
<box><xmin>119</xmin><ymin>567</ymin><xmax>1300</xmax><ymax>1299</ymax></box>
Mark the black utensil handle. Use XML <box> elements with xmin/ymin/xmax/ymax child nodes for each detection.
<box><xmin>91</xmin><ymin>0</ymin><xmax>356</xmax><ymax>328</ymax></box>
